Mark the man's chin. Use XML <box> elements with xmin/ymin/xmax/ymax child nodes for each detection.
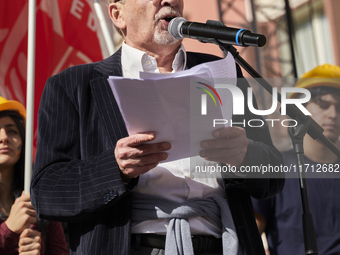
<box><xmin>154</xmin><ymin>30</ymin><xmax>180</xmax><ymax>45</ymax></box>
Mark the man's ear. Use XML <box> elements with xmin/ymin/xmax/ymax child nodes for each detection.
<box><xmin>108</xmin><ymin>2</ymin><xmax>126</xmax><ymax>31</ymax></box>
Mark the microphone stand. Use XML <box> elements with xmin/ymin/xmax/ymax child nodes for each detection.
<box><xmin>211</xmin><ymin>39</ymin><xmax>340</xmax><ymax>255</ymax></box>
<box><xmin>287</xmin><ymin>119</ymin><xmax>318</xmax><ymax>255</ymax></box>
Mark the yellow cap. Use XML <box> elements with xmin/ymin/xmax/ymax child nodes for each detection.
<box><xmin>295</xmin><ymin>64</ymin><xmax>340</xmax><ymax>89</ymax></box>
<box><xmin>0</xmin><ymin>96</ymin><xmax>26</xmax><ymax>119</ymax></box>
<box><xmin>290</xmin><ymin>64</ymin><xmax>340</xmax><ymax>98</ymax></box>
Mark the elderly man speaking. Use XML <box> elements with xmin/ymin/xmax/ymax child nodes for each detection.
<box><xmin>31</xmin><ymin>0</ymin><xmax>284</xmax><ymax>254</ymax></box>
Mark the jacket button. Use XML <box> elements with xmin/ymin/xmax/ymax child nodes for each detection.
<box><xmin>103</xmin><ymin>195</ymin><xmax>109</xmax><ymax>204</ymax></box>
<box><xmin>112</xmin><ymin>189</ymin><xmax>118</xmax><ymax>197</ymax></box>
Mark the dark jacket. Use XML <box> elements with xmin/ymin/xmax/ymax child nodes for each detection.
<box><xmin>31</xmin><ymin>48</ymin><xmax>284</xmax><ymax>255</ymax></box>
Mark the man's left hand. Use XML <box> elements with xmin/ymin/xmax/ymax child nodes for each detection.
<box><xmin>199</xmin><ymin>126</ymin><xmax>249</xmax><ymax>167</ymax></box>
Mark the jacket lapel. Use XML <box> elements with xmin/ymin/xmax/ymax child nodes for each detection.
<box><xmin>90</xmin><ymin>48</ymin><xmax>129</xmax><ymax>145</ymax></box>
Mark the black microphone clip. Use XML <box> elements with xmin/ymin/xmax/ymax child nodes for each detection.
<box><xmin>201</xmin><ymin>20</ymin><xmax>254</xmax><ymax>47</ymax></box>
<box><xmin>168</xmin><ymin>18</ymin><xmax>266</xmax><ymax>47</ymax></box>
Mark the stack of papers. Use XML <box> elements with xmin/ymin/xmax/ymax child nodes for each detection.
<box><xmin>107</xmin><ymin>53</ymin><xmax>237</xmax><ymax>162</ymax></box>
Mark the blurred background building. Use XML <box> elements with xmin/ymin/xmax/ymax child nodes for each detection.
<box><xmin>183</xmin><ymin>0</ymin><xmax>339</xmax><ymax>77</ymax></box>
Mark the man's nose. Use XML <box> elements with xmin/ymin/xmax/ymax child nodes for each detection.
<box><xmin>160</xmin><ymin>0</ymin><xmax>181</xmax><ymax>7</ymax></box>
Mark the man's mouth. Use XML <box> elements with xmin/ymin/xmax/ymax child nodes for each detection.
<box><xmin>158</xmin><ymin>14</ymin><xmax>179</xmax><ymax>26</ymax></box>
<box><xmin>163</xmin><ymin>15</ymin><xmax>176</xmax><ymax>23</ymax></box>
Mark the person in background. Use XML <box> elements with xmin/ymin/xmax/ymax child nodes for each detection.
<box><xmin>31</xmin><ymin>0</ymin><xmax>284</xmax><ymax>254</ymax></box>
<box><xmin>0</xmin><ymin>97</ymin><xmax>69</xmax><ymax>255</ymax></box>
<box><xmin>252</xmin><ymin>64</ymin><xmax>340</xmax><ymax>255</ymax></box>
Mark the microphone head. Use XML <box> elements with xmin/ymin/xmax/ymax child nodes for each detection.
<box><xmin>168</xmin><ymin>17</ymin><xmax>187</xmax><ymax>40</ymax></box>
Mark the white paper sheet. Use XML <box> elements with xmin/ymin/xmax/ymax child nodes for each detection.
<box><xmin>107</xmin><ymin>53</ymin><xmax>237</xmax><ymax>162</ymax></box>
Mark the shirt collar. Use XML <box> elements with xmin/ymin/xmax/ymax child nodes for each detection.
<box><xmin>121</xmin><ymin>42</ymin><xmax>187</xmax><ymax>79</ymax></box>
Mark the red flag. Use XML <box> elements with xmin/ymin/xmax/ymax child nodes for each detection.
<box><xmin>0</xmin><ymin>0</ymin><xmax>107</xmax><ymax>157</ymax></box>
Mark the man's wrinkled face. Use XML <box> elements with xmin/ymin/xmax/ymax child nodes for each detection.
<box><xmin>119</xmin><ymin>0</ymin><xmax>184</xmax><ymax>47</ymax></box>
<box><xmin>306</xmin><ymin>93</ymin><xmax>340</xmax><ymax>142</ymax></box>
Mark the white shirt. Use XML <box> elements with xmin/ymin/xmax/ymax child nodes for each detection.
<box><xmin>121</xmin><ymin>42</ymin><xmax>186</xmax><ymax>78</ymax></box>
<box><xmin>121</xmin><ymin>42</ymin><xmax>226</xmax><ymax>237</ymax></box>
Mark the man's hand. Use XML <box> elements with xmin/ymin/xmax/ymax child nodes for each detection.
<box><xmin>199</xmin><ymin>126</ymin><xmax>249</xmax><ymax>167</ymax></box>
<box><xmin>18</xmin><ymin>228</ymin><xmax>41</xmax><ymax>255</ymax></box>
<box><xmin>5</xmin><ymin>192</ymin><xmax>38</xmax><ymax>234</ymax></box>
<box><xmin>115</xmin><ymin>132</ymin><xmax>171</xmax><ymax>181</ymax></box>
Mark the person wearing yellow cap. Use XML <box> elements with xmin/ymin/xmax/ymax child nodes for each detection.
<box><xmin>252</xmin><ymin>64</ymin><xmax>340</xmax><ymax>255</ymax></box>
<box><xmin>0</xmin><ymin>97</ymin><xmax>69</xmax><ymax>255</ymax></box>
<box><xmin>294</xmin><ymin>63</ymin><xmax>340</xmax><ymax>91</ymax></box>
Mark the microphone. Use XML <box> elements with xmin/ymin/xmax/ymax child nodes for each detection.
<box><xmin>168</xmin><ymin>17</ymin><xmax>266</xmax><ymax>47</ymax></box>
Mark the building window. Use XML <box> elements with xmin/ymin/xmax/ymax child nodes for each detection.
<box><xmin>293</xmin><ymin>0</ymin><xmax>335</xmax><ymax>76</ymax></box>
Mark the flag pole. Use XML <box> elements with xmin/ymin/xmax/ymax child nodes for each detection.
<box><xmin>94</xmin><ymin>0</ymin><xmax>115</xmax><ymax>55</ymax></box>
<box><xmin>25</xmin><ymin>0</ymin><xmax>36</xmax><ymax>193</ymax></box>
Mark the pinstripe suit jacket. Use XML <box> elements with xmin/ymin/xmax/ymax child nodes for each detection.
<box><xmin>31</xmin><ymin>48</ymin><xmax>284</xmax><ymax>255</ymax></box>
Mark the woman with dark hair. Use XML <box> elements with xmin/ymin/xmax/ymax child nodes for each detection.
<box><xmin>0</xmin><ymin>97</ymin><xmax>69</xmax><ymax>255</ymax></box>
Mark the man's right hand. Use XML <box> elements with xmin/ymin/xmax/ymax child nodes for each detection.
<box><xmin>115</xmin><ymin>132</ymin><xmax>171</xmax><ymax>181</ymax></box>
<box><xmin>5</xmin><ymin>192</ymin><xmax>38</xmax><ymax>234</ymax></box>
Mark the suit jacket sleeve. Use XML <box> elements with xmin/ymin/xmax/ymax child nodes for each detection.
<box><xmin>31</xmin><ymin>64</ymin><xmax>131</xmax><ymax>222</ymax></box>
<box><xmin>223</xmin><ymin>64</ymin><xmax>284</xmax><ymax>199</ymax></box>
